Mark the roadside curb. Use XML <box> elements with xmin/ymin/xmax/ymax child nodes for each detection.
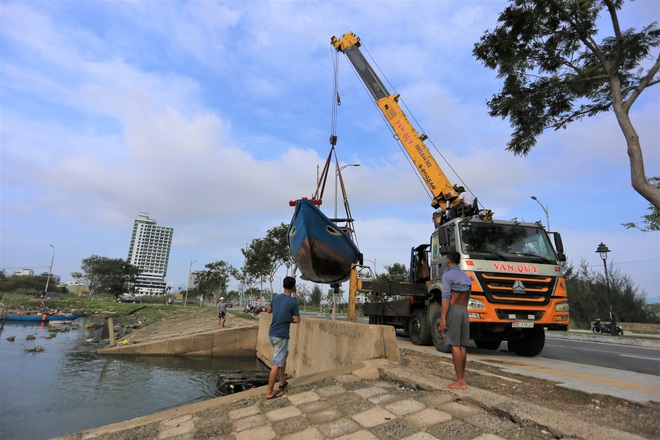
<box><xmin>546</xmin><ymin>331</ymin><xmax>660</xmax><ymax>348</ymax></box>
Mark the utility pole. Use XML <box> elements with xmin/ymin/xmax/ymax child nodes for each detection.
<box><xmin>44</xmin><ymin>245</ymin><xmax>55</xmax><ymax>293</ymax></box>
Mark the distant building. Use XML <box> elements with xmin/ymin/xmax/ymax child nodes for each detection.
<box><xmin>127</xmin><ymin>212</ymin><xmax>174</xmax><ymax>296</ymax></box>
<box><xmin>17</xmin><ymin>269</ymin><xmax>35</xmax><ymax>276</ymax></box>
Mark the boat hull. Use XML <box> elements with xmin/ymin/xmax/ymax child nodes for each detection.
<box><xmin>288</xmin><ymin>199</ymin><xmax>361</xmax><ymax>284</ymax></box>
<box><xmin>1</xmin><ymin>313</ymin><xmax>86</xmax><ymax>322</ymax></box>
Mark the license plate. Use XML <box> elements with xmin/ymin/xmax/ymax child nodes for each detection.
<box><xmin>512</xmin><ymin>320</ymin><xmax>534</xmax><ymax>328</ymax></box>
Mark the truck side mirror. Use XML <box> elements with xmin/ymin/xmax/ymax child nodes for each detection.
<box><xmin>553</xmin><ymin>233</ymin><xmax>567</xmax><ymax>262</ymax></box>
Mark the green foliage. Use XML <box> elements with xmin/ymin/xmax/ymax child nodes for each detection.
<box><xmin>473</xmin><ymin>0</ymin><xmax>659</xmax><ymax>155</ymax></box>
<box><xmin>196</xmin><ymin>260</ymin><xmax>235</xmax><ymax>302</ymax></box>
<box><xmin>242</xmin><ymin>223</ymin><xmax>291</xmax><ymax>293</ymax></box>
<box><xmin>623</xmin><ymin>177</ymin><xmax>660</xmax><ymax>231</ymax></box>
<box><xmin>376</xmin><ymin>263</ymin><xmax>409</xmax><ymax>282</ymax></box>
<box><xmin>310</xmin><ymin>284</ymin><xmax>323</xmax><ymax>305</ymax></box>
<box><xmin>71</xmin><ymin>255</ymin><xmax>139</xmax><ymax>300</ymax></box>
<box><xmin>564</xmin><ymin>259</ymin><xmax>656</xmax><ymax>328</ymax></box>
<box><xmin>0</xmin><ymin>274</ymin><xmax>52</xmax><ymax>294</ymax></box>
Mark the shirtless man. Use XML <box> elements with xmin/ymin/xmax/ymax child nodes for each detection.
<box><xmin>437</xmin><ymin>251</ymin><xmax>473</xmax><ymax>389</ymax></box>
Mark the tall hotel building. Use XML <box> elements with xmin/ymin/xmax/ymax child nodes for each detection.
<box><xmin>127</xmin><ymin>212</ymin><xmax>174</xmax><ymax>295</ymax></box>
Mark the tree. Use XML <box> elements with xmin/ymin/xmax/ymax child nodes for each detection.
<box><xmin>376</xmin><ymin>263</ymin><xmax>409</xmax><ymax>282</ymax></box>
<box><xmin>623</xmin><ymin>176</ymin><xmax>660</xmax><ymax>231</ymax></box>
<box><xmin>195</xmin><ymin>261</ymin><xmax>235</xmax><ymax>304</ymax></box>
<box><xmin>564</xmin><ymin>259</ymin><xmax>652</xmax><ymax>328</ymax></box>
<box><xmin>473</xmin><ymin>0</ymin><xmax>660</xmax><ymax>208</ymax></box>
<box><xmin>71</xmin><ymin>255</ymin><xmax>139</xmax><ymax>300</ymax></box>
<box><xmin>310</xmin><ymin>284</ymin><xmax>324</xmax><ymax>306</ymax></box>
<box><xmin>242</xmin><ymin>223</ymin><xmax>291</xmax><ymax>297</ymax></box>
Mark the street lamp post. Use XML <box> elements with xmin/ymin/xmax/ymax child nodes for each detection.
<box><xmin>531</xmin><ymin>196</ymin><xmax>550</xmax><ymax>232</ymax></box>
<box><xmin>335</xmin><ymin>163</ymin><xmax>360</xmax><ymax>219</ymax></box>
<box><xmin>185</xmin><ymin>260</ymin><xmax>196</xmax><ymax>307</ymax></box>
<box><xmin>44</xmin><ymin>244</ymin><xmax>55</xmax><ymax>293</ymax></box>
<box><xmin>596</xmin><ymin>242</ymin><xmax>618</xmax><ymax>336</ymax></box>
<box><xmin>363</xmin><ymin>258</ymin><xmax>377</xmax><ymax>276</ymax></box>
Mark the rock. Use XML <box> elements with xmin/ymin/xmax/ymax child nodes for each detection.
<box><xmin>26</xmin><ymin>334</ymin><xmax>36</xmax><ymax>340</ymax></box>
<box><xmin>6</xmin><ymin>336</ymin><xmax>16</xmax><ymax>342</ymax></box>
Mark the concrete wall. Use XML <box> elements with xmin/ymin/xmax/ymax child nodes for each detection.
<box><xmin>98</xmin><ymin>326</ymin><xmax>258</xmax><ymax>357</ymax></box>
<box><xmin>256</xmin><ymin>314</ymin><xmax>400</xmax><ymax>377</ymax></box>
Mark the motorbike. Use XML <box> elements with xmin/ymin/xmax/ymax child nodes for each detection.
<box><xmin>592</xmin><ymin>318</ymin><xmax>624</xmax><ymax>336</ymax></box>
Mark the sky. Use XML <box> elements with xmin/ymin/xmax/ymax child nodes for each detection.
<box><xmin>1</xmin><ymin>0</ymin><xmax>659</xmax><ymax>302</ymax></box>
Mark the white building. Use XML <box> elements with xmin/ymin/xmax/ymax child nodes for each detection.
<box><xmin>127</xmin><ymin>212</ymin><xmax>174</xmax><ymax>296</ymax></box>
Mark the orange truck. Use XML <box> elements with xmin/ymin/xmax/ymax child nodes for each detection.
<box><xmin>334</xmin><ymin>32</ymin><xmax>570</xmax><ymax>356</ymax></box>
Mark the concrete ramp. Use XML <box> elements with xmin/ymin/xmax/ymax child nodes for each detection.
<box><xmin>256</xmin><ymin>314</ymin><xmax>400</xmax><ymax>377</ymax></box>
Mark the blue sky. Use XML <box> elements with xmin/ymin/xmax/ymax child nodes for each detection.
<box><xmin>2</xmin><ymin>1</ymin><xmax>658</xmax><ymax>301</ymax></box>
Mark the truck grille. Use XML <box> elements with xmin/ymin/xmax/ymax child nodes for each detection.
<box><xmin>473</xmin><ymin>272</ymin><xmax>557</xmax><ymax>305</ymax></box>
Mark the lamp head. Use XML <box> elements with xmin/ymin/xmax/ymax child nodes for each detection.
<box><xmin>596</xmin><ymin>242</ymin><xmax>610</xmax><ymax>260</ymax></box>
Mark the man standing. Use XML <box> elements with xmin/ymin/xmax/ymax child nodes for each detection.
<box><xmin>437</xmin><ymin>251</ymin><xmax>473</xmax><ymax>389</ymax></box>
<box><xmin>265</xmin><ymin>276</ymin><xmax>300</xmax><ymax>399</ymax></box>
<box><xmin>217</xmin><ymin>297</ymin><xmax>228</xmax><ymax>328</ymax></box>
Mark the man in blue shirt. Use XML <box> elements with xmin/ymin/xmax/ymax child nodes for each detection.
<box><xmin>265</xmin><ymin>276</ymin><xmax>300</xmax><ymax>399</ymax></box>
<box><xmin>438</xmin><ymin>251</ymin><xmax>472</xmax><ymax>389</ymax></box>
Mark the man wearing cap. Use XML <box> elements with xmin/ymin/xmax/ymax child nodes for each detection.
<box><xmin>217</xmin><ymin>297</ymin><xmax>228</xmax><ymax>327</ymax></box>
<box><xmin>437</xmin><ymin>251</ymin><xmax>473</xmax><ymax>389</ymax></box>
<box><xmin>448</xmin><ymin>186</ymin><xmax>475</xmax><ymax>220</ymax></box>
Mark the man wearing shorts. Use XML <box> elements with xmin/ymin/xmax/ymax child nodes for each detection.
<box><xmin>217</xmin><ymin>297</ymin><xmax>228</xmax><ymax>327</ymax></box>
<box><xmin>437</xmin><ymin>251</ymin><xmax>472</xmax><ymax>389</ymax></box>
<box><xmin>265</xmin><ymin>276</ymin><xmax>300</xmax><ymax>399</ymax></box>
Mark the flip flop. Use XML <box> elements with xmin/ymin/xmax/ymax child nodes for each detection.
<box><xmin>278</xmin><ymin>381</ymin><xmax>289</xmax><ymax>390</ymax></box>
<box><xmin>266</xmin><ymin>390</ymin><xmax>285</xmax><ymax>399</ymax></box>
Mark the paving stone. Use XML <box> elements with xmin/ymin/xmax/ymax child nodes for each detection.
<box><xmin>426</xmin><ymin>418</ymin><xmax>483</xmax><ymax>440</ymax></box>
<box><xmin>315</xmin><ymin>384</ymin><xmax>346</xmax><ymax>397</ymax></box>
<box><xmin>317</xmin><ymin>417</ymin><xmax>362</xmax><ymax>438</ymax></box>
<box><xmin>352</xmin><ymin>406</ymin><xmax>397</xmax><ymax>428</ymax></box>
<box><xmin>234</xmin><ymin>424</ymin><xmax>276</xmax><ymax>440</ymax></box>
<box><xmin>401</xmin><ymin>433</ymin><xmax>441</xmax><ymax>440</ymax></box>
<box><xmin>368</xmin><ymin>392</ymin><xmax>401</xmax><ymax>405</ymax></box>
<box><xmin>384</xmin><ymin>398</ymin><xmax>426</xmax><ymax>416</ymax></box>
<box><xmin>334</xmin><ymin>429</ymin><xmax>381</xmax><ymax>440</ymax></box>
<box><xmin>228</xmin><ymin>405</ymin><xmax>260</xmax><ymax>420</ymax></box>
<box><xmin>265</xmin><ymin>405</ymin><xmax>302</xmax><ymax>422</ymax></box>
<box><xmin>353</xmin><ymin>386</ymin><xmax>390</xmax><ymax>399</ymax></box>
<box><xmin>271</xmin><ymin>414</ymin><xmax>311</xmax><ymax>437</ymax></box>
<box><xmin>306</xmin><ymin>408</ymin><xmax>345</xmax><ymax>425</ymax></box>
<box><xmin>405</xmin><ymin>408</ymin><xmax>452</xmax><ymax>428</ymax></box>
<box><xmin>296</xmin><ymin>398</ymin><xmax>333</xmax><ymax>414</ymax></box>
<box><xmin>231</xmin><ymin>413</ymin><xmax>269</xmax><ymax>432</ymax></box>
<box><xmin>369</xmin><ymin>418</ymin><xmax>419</xmax><ymax>440</ymax></box>
<box><xmin>279</xmin><ymin>426</ymin><xmax>325</xmax><ymax>440</ymax></box>
<box><xmin>288</xmin><ymin>390</ymin><xmax>321</xmax><ymax>405</ymax></box>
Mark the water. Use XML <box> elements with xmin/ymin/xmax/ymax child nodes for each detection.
<box><xmin>0</xmin><ymin>318</ymin><xmax>267</xmax><ymax>440</ymax></box>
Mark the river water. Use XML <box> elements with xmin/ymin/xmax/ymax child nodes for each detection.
<box><xmin>0</xmin><ymin>318</ymin><xmax>267</xmax><ymax>440</ymax></box>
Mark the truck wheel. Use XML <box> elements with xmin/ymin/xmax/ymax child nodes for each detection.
<box><xmin>431</xmin><ymin>308</ymin><xmax>451</xmax><ymax>353</ymax></box>
<box><xmin>507</xmin><ymin>326</ymin><xmax>545</xmax><ymax>357</ymax></box>
<box><xmin>409</xmin><ymin>309</ymin><xmax>432</xmax><ymax>346</ymax></box>
<box><xmin>474</xmin><ymin>339</ymin><xmax>501</xmax><ymax>351</ymax></box>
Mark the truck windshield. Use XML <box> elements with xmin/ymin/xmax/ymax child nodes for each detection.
<box><xmin>459</xmin><ymin>222</ymin><xmax>558</xmax><ymax>264</ymax></box>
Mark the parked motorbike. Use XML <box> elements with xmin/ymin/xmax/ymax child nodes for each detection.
<box><xmin>592</xmin><ymin>318</ymin><xmax>624</xmax><ymax>336</ymax></box>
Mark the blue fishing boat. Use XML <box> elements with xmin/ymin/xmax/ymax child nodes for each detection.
<box><xmin>288</xmin><ymin>198</ymin><xmax>362</xmax><ymax>284</ymax></box>
<box><xmin>1</xmin><ymin>313</ymin><xmax>86</xmax><ymax>322</ymax></box>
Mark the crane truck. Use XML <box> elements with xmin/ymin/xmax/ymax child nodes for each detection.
<box><xmin>333</xmin><ymin>32</ymin><xmax>569</xmax><ymax>356</ymax></box>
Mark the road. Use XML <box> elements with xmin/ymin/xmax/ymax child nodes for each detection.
<box><xmin>542</xmin><ymin>337</ymin><xmax>660</xmax><ymax>376</ymax></box>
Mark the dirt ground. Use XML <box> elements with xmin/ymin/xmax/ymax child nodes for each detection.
<box><xmin>398</xmin><ymin>348</ymin><xmax>659</xmax><ymax>439</ymax></box>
